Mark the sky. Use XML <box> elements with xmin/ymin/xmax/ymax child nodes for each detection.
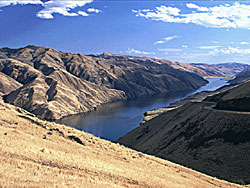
<box><xmin>1</xmin><ymin>0</ymin><xmax>250</xmax><ymax>64</ymax></box>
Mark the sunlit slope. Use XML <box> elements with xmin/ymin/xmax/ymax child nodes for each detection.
<box><xmin>0</xmin><ymin>99</ymin><xmax>243</xmax><ymax>188</ymax></box>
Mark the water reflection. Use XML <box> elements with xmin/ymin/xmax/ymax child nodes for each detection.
<box><xmin>59</xmin><ymin>78</ymin><xmax>228</xmax><ymax>141</ymax></box>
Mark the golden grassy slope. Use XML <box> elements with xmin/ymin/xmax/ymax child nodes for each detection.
<box><xmin>0</xmin><ymin>100</ymin><xmax>244</xmax><ymax>188</ymax></box>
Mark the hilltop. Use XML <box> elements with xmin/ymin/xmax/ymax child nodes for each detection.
<box><xmin>92</xmin><ymin>53</ymin><xmax>249</xmax><ymax>77</ymax></box>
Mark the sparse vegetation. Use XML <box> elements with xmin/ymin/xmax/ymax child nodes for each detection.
<box><xmin>0</xmin><ymin>99</ymin><xmax>244</xmax><ymax>188</ymax></box>
<box><xmin>235</xmin><ymin>179</ymin><xmax>247</xmax><ymax>185</ymax></box>
<box><xmin>118</xmin><ymin>81</ymin><xmax>250</xmax><ymax>184</ymax></box>
<box><xmin>0</xmin><ymin>46</ymin><xmax>210</xmax><ymax>120</ymax></box>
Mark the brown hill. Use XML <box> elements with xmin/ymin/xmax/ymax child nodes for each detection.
<box><xmin>0</xmin><ymin>71</ymin><xmax>22</xmax><ymax>96</ymax></box>
<box><xmin>229</xmin><ymin>68</ymin><xmax>250</xmax><ymax>85</ymax></box>
<box><xmin>0</xmin><ymin>45</ymin><xmax>208</xmax><ymax>120</ymax></box>
<box><xmin>118</xmin><ymin>81</ymin><xmax>250</xmax><ymax>185</ymax></box>
<box><xmin>0</xmin><ymin>99</ymin><xmax>244</xmax><ymax>188</ymax></box>
<box><xmin>0</xmin><ymin>57</ymin><xmax>126</xmax><ymax>120</ymax></box>
<box><xmin>206</xmin><ymin>80</ymin><xmax>250</xmax><ymax>112</ymax></box>
<box><xmin>94</xmin><ymin>53</ymin><xmax>250</xmax><ymax>77</ymax></box>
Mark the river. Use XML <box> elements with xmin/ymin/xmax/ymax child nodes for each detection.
<box><xmin>58</xmin><ymin>78</ymin><xmax>228</xmax><ymax>141</ymax></box>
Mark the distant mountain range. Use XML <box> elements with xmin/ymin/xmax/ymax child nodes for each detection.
<box><xmin>93</xmin><ymin>52</ymin><xmax>250</xmax><ymax>77</ymax></box>
<box><xmin>191</xmin><ymin>62</ymin><xmax>250</xmax><ymax>77</ymax></box>
<box><xmin>0</xmin><ymin>45</ymin><xmax>249</xmax><ymax>120</ymax></box>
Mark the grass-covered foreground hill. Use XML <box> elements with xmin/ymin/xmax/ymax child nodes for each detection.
<box><xmin>0</xmin><ymin>99</ymin><xmax>244</xmax><ymax>188</ymax></box>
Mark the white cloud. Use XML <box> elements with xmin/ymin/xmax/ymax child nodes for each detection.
<box><xmin>37</xmin><ymin>0</ymin><xmax>93</xmax><ymax>19</ymax></box>
<box><xmin>78</xmin><ymin>11</ymin><xmax>89</xmax><ymax>17</ymax></box>
<box><xmin>0</xmin><ymin>0</ymin><xmax>43</xmax><ymax>7</ymax></box>
<box><xmin>0</xmin><ymin>0</ymin><xmax>102</xmax><ymax>19</ymax></box>
<box><xmin>198</xmin><ymin>45</ymin><xmax>222</xmax><ymax>49</ymax></box>
<box><xmin>126</xmin><ymin>48</ymin><xmax>155</xmax><ymax>55</ymax></box>
<box><xmin>87</xmin><ymin>8</ymin><xmax>101</xmax><ymax>13</ymax></box>
<box><xmin>182</xmin><ymin>45</ymin><xmax>188</xmax><ymax>48</ymax></box>
<box><xmin>169</xmin><ymin>45</ymin><xmax>250</xmax><ymax>63</ymax></box>
<box><xmin>154</xmin><ymin>35</ymin><xmax>180</xmax><ymax>45</ymax></box>
<box><xmin>133</xmin><ymin>3</ymin><xmax>250</xmax><ymax>29</ymax></box>
<box><xmin>158</xmin><ymin>48</ymin><xmax>183</xmax><ymax>52</ymax></box>
<box><xmin>184</xmin><ymin>51</ymin><xmax>217</xmax><ymax>58</ymax></box>
<box><xmin>186</xmin><ymin>3</ymin><xmax>209</xmax><ymax>11</ymax></box>
<box><xmin>240</xmin><ymin>42</ymin><xmax>250</xmax><ymax>45</ymax></box>
<box><xmin>219</xmin><ymin>46</ymin><xmax>250</xmax><ymax>54</ymax></box>
<box><xmin>194</xmin><ymin>46</ymin><xmax>250</xmax><ymax>55</ymax></box>
<box><xmin>166</xmin><ymin>45</ymin><xmax>250</xmax><ymax>64</ymax></box>
<box><xmin>211</xmin><ymin>40</ymin><xmax>219</xmax><ymax>44</ymax></box>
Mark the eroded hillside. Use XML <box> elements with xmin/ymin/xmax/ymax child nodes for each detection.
<box><xmin>0</xmin><ymin>45</ymin><xmax>208</xmax><ymax>120</ymax></box>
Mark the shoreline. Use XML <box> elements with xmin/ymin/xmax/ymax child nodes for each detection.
<box><xmin>57</xmin><ymin>86</ymin><xmax>206</xmax><ymax>122</ymax></box>
<box><xmin>59</xmin><ymin>77</ymin><xmax>228</xmax><ymax>141</ymax></box>
<box><xmin>139</xmin><ymin>78</ymin><xmax>234</xmax><ymax>126</ymax></box>
<box><xmin>203</xmin><ymin>75</ymin><xmax>235</xmax><ymax>80</ymax></box>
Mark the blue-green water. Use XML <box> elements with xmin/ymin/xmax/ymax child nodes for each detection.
<box><xmin>59</xmin><ymin>78</ymin><xmax>228</xmax><ymax>141</ymax></box>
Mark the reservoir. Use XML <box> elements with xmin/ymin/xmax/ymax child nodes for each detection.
<box><xmin>59</xmin><ymin>78</ymin><xmax>228</xmax><ymax>141</ymax></box>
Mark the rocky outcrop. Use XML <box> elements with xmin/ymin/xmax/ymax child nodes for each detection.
<box><xmin>118</xmin><ymin>80</ymin><xmax>250</xmax><ymax>184</ymax></box>
<box><xmin>0</xmin><ymin>45</ymin><xmax>208</xmax><ymax>120</ymax></box>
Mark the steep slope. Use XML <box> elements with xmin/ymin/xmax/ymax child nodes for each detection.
<box><xmin>229</xmin><ymin>68</ymin><xmax>250</xmax><ymax>85</ymax></box>
<box><xmin>118</xmin><ymin>81</ymin><xmax>250</xmax><ymax>185</ymax></box>
<box><xmin>0</xmin><ymin>58</ymin><xmax>125</xmax><ymax>120</ymax></box>
<box><xmin>0</xmin><ymin>72</ymin><xmax>22</xmax><ymax>96</ymax></box>
<box><xmin>206</xmin><ymin>80</ymin><xmax>250</xmax><ymax>112</ymax></box>
<box><xmin>63</xmin><ymin>52</ymin><xmax>207</xmax><ymax>98</ymax></box>
<box><xmin>0</xmin><ymin>45</ymin><xmax>207</xmax><ymax>120</ymax></box>
<box><xmin>0</xmin><ymin>99</ymin><xmax>243</xmax><ymax>188</ymax></box>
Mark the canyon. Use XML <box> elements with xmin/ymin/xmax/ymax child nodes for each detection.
<box><xmin>118</xmin><ymin>74</ymin><xmax>250</xmax><ymax>185</ymax></box>
<box><xmin>1</xmin><ymin>46</ymin><xmax>248</xmax><ymax>120</ymax></box>
<box><xmin>1</xmin><ymin>45</ymin><xmax>250</xmax><ymax>187</ymax></box>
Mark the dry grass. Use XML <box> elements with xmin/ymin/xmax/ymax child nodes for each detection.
<box><xmin>0</xmin><ymin>99</ymin><xmax>246</xmax><ymax>188</ymax></box>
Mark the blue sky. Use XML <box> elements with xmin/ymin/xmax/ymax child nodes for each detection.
<box><xmin>1</xmin><ymin>1</ymin><xmax>250</xmax><ymax>64</ymax></box>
